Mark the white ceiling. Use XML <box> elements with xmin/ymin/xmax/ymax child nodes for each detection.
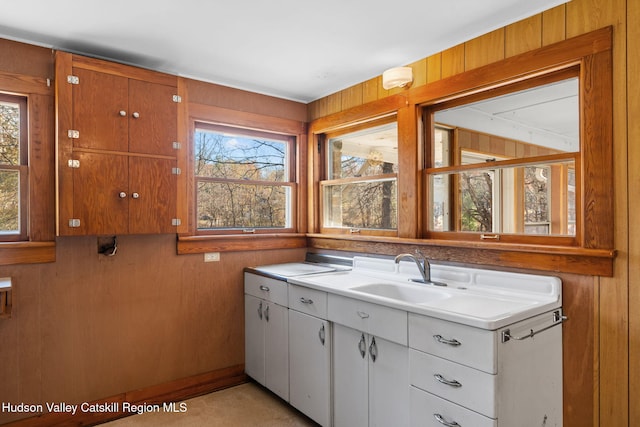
<box><xmin>0</xmin><ymin>0</ymin><xmax>568</xmax><ymax>103</ymax></box>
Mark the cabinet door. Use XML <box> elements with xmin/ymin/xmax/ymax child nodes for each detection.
<box><xmin>264</xmin><ymin>302</ymin><xmax>289</xmax><ymax>401</ymax></box>
<box><xmin>244</xmin><ymin>295</ymin><xmax>265</xmax><ymax>385</ymax></box>
<box><xmin>289</xmin><ymin>310</ymin><xmax>331</xmax><ymax>427</ymax></box>
<box><xmin>128</xmin><ymin>156</ymin><xmax>176</xmax><ymax>234</ymax></box>
<box><xmin>369</xmin><ymin>336</ymin><xmax>409</xmax><ymax>427</ymax></box>
<box><xmin>333</xmin><ymin>324</ymin><xmax>368</xmax><ymax>427</ymax></box>
<box><xmin>128</xmin><ymin>79</ymin><xmax>177</xmax><ymax>156</ymax></box>
<box><xmin>72</xmin><ymin>152</ymin><xmax>129</xmax><ymax>236</ymax></box>
<box><xmin>72</xmin><ymin>67</ymin><xmax>128</xmax><ymax>152</ymax></box>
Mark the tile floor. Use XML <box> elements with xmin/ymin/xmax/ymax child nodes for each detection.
<box><xmin>102</xmin><ymin>382</ymin><xmax>317</xmax><ymax>426</ymax></box>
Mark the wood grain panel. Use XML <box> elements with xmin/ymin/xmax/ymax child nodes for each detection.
<box><xmin>441</xmin><ymin>44</ymin><xmax>465</xmax><ymax>79</ymax></box>
<box><xmin>341</xmin><ymin>84</ymin><xmax>363</xmax><ymax>110</ymax></box>
<box><xmin>0</xmin><ymin>38</ymin><xmax>53</xmax><ymax>79</ymax></box>
<box><xmin>426</xmin><ymin>54</ymin><xmax>442</xmax><ymax>84</ymax></box>
<box><xmin>505</xmin><ymin>15</ymin><xmax>542</xmax><ymax>58</ymax></box>
<box><xmin>128</xmin><ymin>157</ymin><xmax>177</xmax><ymax>234</ymax></box>
<box><xmin>362</xmin><ymin>77</ymin><xmax>380</xmax><ymax>104</ymax></box>
<box><xmin>542</xmin><ymin>5</ymin><xmax>567</xmax><ymax>45</ymax></box>
<box><xmin>397</xmin><ymin>106</ymin><xmax>419</xmax><ymax>238</ymax></box>
<box><xmin>410</xmin><ymin>58</ymin><xmax>427</xmax><ymax>88</ymax></box>
<box><xmin>464</xmin><ymin>28</ymin><xmax>505</xmax><ymax>70</ymax></box>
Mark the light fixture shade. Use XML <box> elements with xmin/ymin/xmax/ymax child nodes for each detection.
<box><xmin>382</xmin><ymin>66</ymin><xmax>413</xmax><ymax>90</ymax></box>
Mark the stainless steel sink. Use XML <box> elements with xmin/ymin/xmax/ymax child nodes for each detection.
<box><xmin>349</xmin><ymin>282</ymin><xmax>451</xmax><ymax>304</ymax></box>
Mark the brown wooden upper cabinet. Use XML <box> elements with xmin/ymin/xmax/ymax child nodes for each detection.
<box><xmin>55</xmin><ymin>52</ymin><xmax>180</xmax><ymax>236</ymax></box>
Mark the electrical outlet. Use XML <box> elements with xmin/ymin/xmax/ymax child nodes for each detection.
<box><xmin>204</xmin><ymin>252</ymin><xmax>220</xmax><ymax>262</ymax></box>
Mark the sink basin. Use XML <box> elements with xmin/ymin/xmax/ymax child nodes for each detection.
<box><xmin>350</xmin><ymin>282</ymin><xmax>451</xmax><ymax>304</ymax></box>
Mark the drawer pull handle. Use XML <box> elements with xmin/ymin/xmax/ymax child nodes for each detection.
<box><xmin>434</xmin><ymin>413</ymin><xmax>460</xmax><ymax>427</ymax></box>
<box><xmin>257</xmin><ymin>301</ymin><xmax>263</xmax><ymax>319</ymax></box>
<box><xmin>358</xmin><ymin>334</ymin><xmax>366</xmax><ymax>358</ymax></box>
<box><xmin>357</xmin><ymin>311</ymin><xmax>370</xmax><ymax>319</ymax></box>
<box><xmin>259</xmin><ymin>285</ymin><xmax>270</xmax><ymax>292</ymax></box>
<box><xmin>434</xmin><ymin>374</ymin><xmax>462</xmax><ymax>388</ymax></box>
<box><xmin>433</xmin><ymin>334</ymin><xmax>461</xmax><ymax>346</ymax></box>
<box><xmin>299</xmin><ymin>297</ymin><xmax>314</xmax><ymax>305</ymax></box>
<box><xmin>264</xmin><ymin>305</ymin><xmax>270</xmax><ymax>322</ymax></box>
<box><xmin>318</xmin><ymin>324</ymin><xmax>325</xmax><ymax>345</ymax></box>
<box><xmin>369</xmin><ymin>337</ymin><xmax>378</xmax><ymax>363</ymax></box>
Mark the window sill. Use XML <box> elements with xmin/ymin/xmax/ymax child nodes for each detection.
<box><xmin>307</xmin><ymin>233</ymin><xmax>616</xmax><ymax>277</ymax></box>
<box><xmin>0</xmin><ymin>241</ymin><xmax>56</xmax><ymax>265</ymax></box>
<box><xmin>177</xmin><ymin>233</ymin><xmax>308</xmax><ymax>254</ymax></box>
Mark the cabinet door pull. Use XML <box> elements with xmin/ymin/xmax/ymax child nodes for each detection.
<box><xmin>131</xmin><ymin>192</ymin><xmax>140</xmax><ymax>199</ymax></box>
<box><xmin>357</xmin><ymin>311</ymin><xmax>369</xmax><ymax>319</ymax></box>
<box><xmin>433</xmin><ymin>413</ymin><xmax>460</xmax><ymax>427</ymax></box>
<box><xmin>433</xmin><ymin>334</ymin><xmax>461</xmax><ymax>347</ymax></box>
<box><xmin>118</xmin><ymin>192</ymin><xmax>127</xmax><ymax>199</ymax></box>
<box><xmin>369</xmin><ymin>337</ymin><xmax>378</xmax><ymax>363</ymax></box>
<box><xmin>257</xmin><ymin>301</ymin><xmax>263</xmax><ymax>320</ymax></box>
<box><xmin>299</xmin><ymin>297</ymin><xmax>313</xmax><ymax>305</ymax></box>
<box><xmin>119</xmin><ymin>110</ymin><xmax>127</xmax><ymax>117</ymax></box>
<box><xmin>358</xmin><ymin>334</ymin><xmax>366</xmax><ymax>358</ymax></box>
<box><xmin>132</xmin><ymin>112</ymin><xmax>140</xmax><ymax>118</ymax></box>
<box><xmin>434</xmin><ymin>374</ymin><xmax>462</xmax><ymax>388</ymax></box>
<box><xmin>264</xmin><ymin>305</ymin><xmax>270</xmax><ymax>322</ymax></box>
<box><xmin>259</xmin><ymin>285</ymin><xmax>270</xmax><ymax>292</ymax></box>
<box><xmin>318</xmin><ymin>324</ymin><xmax>325</xmax><ymax>346</ymax></box>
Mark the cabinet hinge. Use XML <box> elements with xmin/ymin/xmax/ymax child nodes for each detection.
<box><xmin>68</xmin><ymin>130</ymin><xmax>80</xmax><ymax>139</ymax></box>
<box><xmin>172</xmin><ymin>141</ymin><xmax>182</xmax><ymax>150</ymax></box>
<box><xmin>172</xmin><ymin>218</ymin><xmax>182</xmax><ymax>226</ymax></box>
<box><xmin>172</xmin><ymin>95</ymin><xmax>182</xmax><ymax>103</ymax></box>
<box><xmin>172</xmin><ymin>167</ymin><xmax>181</xmax><ymax>175</ymax></box>
<box><xmin>68</xmin><ymin>219</ymin><xmax>81</xmax><ymax>228</ymax></box>
<box><xmin>67</xmin><ymin>75</ymin><xmax>79</xmax><ymax>85</ymax></box>
<box><xmin>68</xmin><ymin>159</ymin><xmax>80</xmax><ymax>168</ymax></box>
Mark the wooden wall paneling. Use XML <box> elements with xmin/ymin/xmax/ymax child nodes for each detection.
<box><xmin>464</xmin><ymin>28</ymin><xmax>505</xmax><ymax>70</ymax></box>
<box><xmin>441</xmin><ymin>44</ymin><xmax>465</xmax><ymax>79</ymax></box>
<box><xmin>27</xmin><ymin>93</ymin><xmax>55</xmax><ymax>241</ymax></box>
<box><xmin>629</xmin><ymin>0</ymin><xmax>640</xmax><ymax>423</ymax></box>
<box><xmin>426</xmin><ymin>53</ymin><xmax>442</xmax><ymax>84</ymax></box>
<box><xmin>409</xmin><ymin>58</ymin><xmax>427</xmax><ymax>88</ymax></box>
<box><xmin>505</xmin><ymin>15</ymin><xmax>543</xmax><ymax>58</ymax></box>
<box><xmin>542</xmin><ymin>5</ymin><xmax>567</xmax><ymax>46</ymax></box>
<box><xmin>397</xmin><ymin>105</ymin><xmax>419</xmax><ymax>238</ymax></box>
<box><xmin>0</xmin><ymin>39</ymin><xmax>53</xmax><ymax>79</ymax></box>
<box><xmin>341</xmin><ymin>83</ymin><xmax>363</xmax><ymax>110</ymax></box>
<box><xmin>325</xmin><ymin>92</ymin><xmax>342</xmax><ymax>116</ymax></box>
<box><xmin>362</xmin><ymin>77</ymin><xmax>381</xmax><ymax>104</ymax></box>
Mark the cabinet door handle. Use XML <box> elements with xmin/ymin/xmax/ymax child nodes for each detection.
<box><xmin>299</xmin><ymin>297</ymin><xmax>313</xmax><ymax>304</ymax></box>
<box><xmin>264</xmin><ymin>305</ymin><xmax>270</xmax><ymax>322</ymax></box>
<box><xmin>433</xmin><ymin>334</ymin><xmax>461</xmax><ymax>347</ymax></box>
<box><xmin>433</xmin><ymin>414</ymin><xmax>460</xmax><ymax>427</ymax></box>
<box><xmin>357</xmin><ymin>311</ymin><xmax>369</xmax><ymax>319</ymax></box>
<box><xmin>259</xmin><ymin>285</ymin><xmax>270</xmax><ymax>292</ymax></box>
<box><xmin>369</xmin><ymin>337</ymin><xmax>378</xmax><ymax>363</ymax></box>
<box><xmin>318</xmin><ymin>324</ymin><xmax>325</xmax><ymax>346</ymax></box>
<box><xmin>257</xmin><ymin>301</ymin><xmax>263</xmax><ymax>320</ymax></box>
<box><xmin>118</xmin><ymin>192</ymin><xmax>127</xmax><ymax>199</ymax></box>
<box><xmin>131</xmin><ymin>192</ymin><xmax>140</xmax><ymax>199</ymax></box>
<box><xmin>132</xmin><ymin>112</ymin><xmax>140</xmax><ymax>118</ymax></box>
<box><xmin>119</xmin><ymin>110</ymin><xmax>127</xmax><ymax>117</ymax></box>
<box><xmin>434</xmin><ymin>374</ymin><xmax>462</xmax><ymax>388</ymax></box>
<box><xmin>358</xmin><ymin>333</ymin><xmax>366</xmax><ymax>358</ymax></box>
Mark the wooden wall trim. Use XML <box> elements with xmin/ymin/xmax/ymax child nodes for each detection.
<box><xmin>307</xmin><ymin>235</ymin><xmax>614</xmax><ymax>276</ymax></box>
<box><xmin>3</xmin><ymin>365</ymin><xmax>246</xmax><ymax>427</ymax></box>
<box><xmin>178</xmin><ymin>234</ymin><xmax>308</xmax><ymax>254</ymax></box>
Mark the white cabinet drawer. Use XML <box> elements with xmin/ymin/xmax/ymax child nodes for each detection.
<box><xmin>328</xmin><ymin>293</ymin><xmax>407</xmax><ymax>345</ymax></box>
<box><xmin>410</xmin><ymin>349</ymin><xmax>497</xmax><ymax>418</ymax></box>
<box><xmin>244</xmin><ymin>273</ymin><xmax>288</xmax><ymax>306</ymax></box>
<box><xmin>288</xmin><ymin>284</ymin><xmax>328</xmax><ymax>319</ymax></box>
<box><xmin>410</xmin><ymin>386</ymin><xmax>496</xmax><ymax>427</ymax></box>
<box><xmin>409</xmin><ymin>314</ymin><xmax>496</xmax><ymax>373</ymax></box>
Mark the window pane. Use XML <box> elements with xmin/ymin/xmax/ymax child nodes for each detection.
<box><xmin>0</xmin><ymin>169</ymin><xmax>19</xmax><ymax>234</ymax></box>
<box><xmin>429</xmin><ymin>160</ymin><xmax>576</xmax><ymax>236</ymax></box>
<box><xmin>328</xmin><ymin>123</ymin><xmax>398</xmax><ymax>179</ymax></box>
<box><xmin>197</xmin><ymin>181</ymin><xmax>291</xmax><ymax>229</ymax></box>
<box><xmin>323</xmin><ymin>178</ymin><xmax>397</xmax><ymax>230</ymax></box>
<box><xmin>194</xmin><ymin>129</ymin><xmax>287</xmax><ymax>182</ymax></box>
<box><xmin>0</xmin><ymin>101</ymin><xmax>20</xmax><ymax>166</ymax></box>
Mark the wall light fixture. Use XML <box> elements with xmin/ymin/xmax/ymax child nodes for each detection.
<box><xmin>382</xmin><ymin>66</ymin><xmax>413</xmax><ymax>90</ymax></box>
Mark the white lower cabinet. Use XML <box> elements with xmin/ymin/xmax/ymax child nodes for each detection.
<box><xmin>330</xmin><ymin>294</ymin><xmax>409</xmax><ymax>427</ymax></box>
<box><xmin>289</xmin><ymin>310</ymin><xmax>331</xmax><ymax>426</ymax></box>
<box><xmin>244</xmin><ymin>274</ymin><xmax>289</xmax><ymax>401</ymax></box>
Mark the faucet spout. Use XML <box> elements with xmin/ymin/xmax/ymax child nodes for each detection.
<box><xmin>394</xmin><ymin>252</ymin><xmax>446</xmax><ymax>286</ymax></box>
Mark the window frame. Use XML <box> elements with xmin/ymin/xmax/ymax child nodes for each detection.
<box><xmin>192</xmin><ymin>121</ymin><xmax>297</xmax><ymax>235</ymax></box>
<box><xmin>0</xmin><ymin>93</ymin><xmax>28</xmax><ymax>241</ymax></box>
<box><xmin>319</xmin><ymin>115</ymin><xmax>399</xmax><ymax>237</ymax></box>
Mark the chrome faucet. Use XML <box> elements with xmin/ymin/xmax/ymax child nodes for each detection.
<box><xmin>394</xmin><ymin>251</ymin><xmax>447</xmax><ymax>286</ymax></box>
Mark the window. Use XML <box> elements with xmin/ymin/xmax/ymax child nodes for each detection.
<box><xmin>426</xmin><ymin>73</ymin><xmax>579</xmax><ymax>243</ymax></box>
<box><xmin>0</xmin><ymin>93</ymin><xmax>27</xmax><ymax>241</ymax></box>
<box><xmin>194</xmin><ymin>123</ymin><xmax>296</xmax><ymax>234</ymax></box>
<box><xmin>320</xmin><ymin>118</ymin><xmax>398</xmax><ymax>235</ymax></box>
